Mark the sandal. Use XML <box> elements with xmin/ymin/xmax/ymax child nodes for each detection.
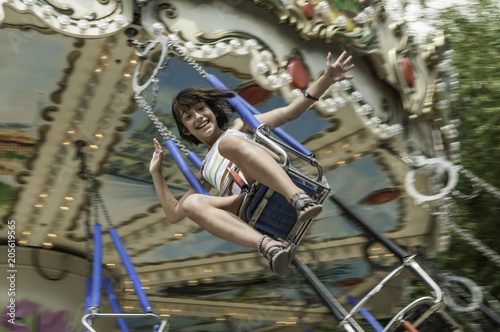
<box><xmin>258</xmin><ymin>235</ymin><xmax>293</xmax><ymax>275</ymax></box>
<box><xmin>291</xmin><ymin>192</ymin><xmax>323</xmax><ymax>224</ymax></box>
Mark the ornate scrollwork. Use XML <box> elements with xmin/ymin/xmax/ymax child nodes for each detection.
<box><xmin>0</xmin><ymin>0</ymin><xmax>135</xmax><ymax>38</ymax></box>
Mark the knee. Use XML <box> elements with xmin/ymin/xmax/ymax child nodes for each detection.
<box><xmin>218</xmin><ymin>134</ymin><xmax>249</xmax><ymax>160</ymax></box>
<box><xmin>180</xmin><ymin>194</ymin><xmax>208</xmax><ymax>219</ymax></box>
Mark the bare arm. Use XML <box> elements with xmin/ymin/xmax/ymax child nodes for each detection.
<box><xmin>233</xmin><ymin>51</ymin><xmax>354</xmax><ymax>133</ymax></box>
<box><xmin>150</xmin><ymin>138</ymin><xmax>198</xmax><ymax>224</ymax></box>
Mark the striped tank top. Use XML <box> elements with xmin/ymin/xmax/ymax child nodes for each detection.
<box><xmin>200</xmin><ymin>129</ymin><xmax>253</xmax><ymax>196</ymax></box>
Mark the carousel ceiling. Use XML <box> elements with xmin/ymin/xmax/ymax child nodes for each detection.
<box><xmin>0</xmin><ymin>0</ymin><xmax>462</xmax><ymax>330</ymax></box>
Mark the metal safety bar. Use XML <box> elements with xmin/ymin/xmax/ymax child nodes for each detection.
<box><xmin>82</xmin><ymin>312</ymin><xmax>169</xmax><ymax>332</ymax></box>
<box><xmin>329</xmin><ymin>193</ymin><xmax>444</xmax><ymax>331</ymax></box>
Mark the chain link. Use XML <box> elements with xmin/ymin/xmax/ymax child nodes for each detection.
<box><xmin>380</xmin><ymin>142</ymin><xmax>500</xmax><ymax>268</ymax></box>
<box><xmin>459</xmin><ymin>168</ymin><xmax>500</xmax><ymax>200</ymax></box>
<box><xmin>168</xmin><ymin>41</ymin><xmax>209</xmax><ymax>78</ymax></box>
<box><xmin>130</xmin><ymin>37</ymin><xmax>200</xmax><ymax>156</ymax></box>
<box><xmin>438</xmin><ymin>204</ymin><xmax>500</xmax><ymax>267</ymax></box>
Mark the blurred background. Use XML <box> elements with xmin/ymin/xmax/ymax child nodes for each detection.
<box><xmin>0</xmin><ymin>0</ymin><xmax>499</xmax><ymax>331</ymax></box>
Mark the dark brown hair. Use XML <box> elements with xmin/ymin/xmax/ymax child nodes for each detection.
<box><xmin>172</xmin><ymin>86</ymin><xmax>236</xmax><ymax>145</ymax></box>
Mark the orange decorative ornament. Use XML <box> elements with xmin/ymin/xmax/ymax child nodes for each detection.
<box><xmin>302</xmin><ymin>1</ymin><xmax>315</xmax><ymax>20</ymax></box>
<box><xmin>287</xmin><ymin>58</ymin><xmax>310</xmax><ymax>90</ymax></box>
<box><xmin>238</xmin><ymin>84</ymin><xmax>271</xmax><ymax>106</ymax></box>
<box><xmin>401</xmin><ymin>57</ymin><xmax>415</xmax><ymax>88</ymax></box>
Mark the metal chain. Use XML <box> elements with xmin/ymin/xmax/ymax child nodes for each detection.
<box><xmin>131</xmin><ymin>37</ymin><xmax>193</xmax><ymax>155</ymax></box>
<box><xmin>440</xmin><ymin>214</ymin><xmax>500</xmax><ymax>268</ymax></box>
<box><xmin>422</xmin><ymin>197</ymin><xmax>500</xmax><ymax>269</ymax></box>
<box><xmin>379</xmin><ymin>142</ymin><xmax>500</xmax><ymax>268</ymax></box>
<box><xmin>167</xmin><ymin>41</ymin><xmax>209</xmax><ymax>78</ymax></box>
<box><xmin>459</xmin><ymin>168</ymin><xmax>500</xmax><ymax>201</ymax></box>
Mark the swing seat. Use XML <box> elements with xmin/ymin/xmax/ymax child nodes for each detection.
<box><xmin>231</xmin><ymin>124</ymin><xmax>330</xmax><ymax>245</ymax></box>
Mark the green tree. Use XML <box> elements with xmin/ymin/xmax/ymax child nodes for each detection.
<box><xmin>429</xmin><ymin>0</ymin><xmax>500</xmax><ymax>302</ymax></box>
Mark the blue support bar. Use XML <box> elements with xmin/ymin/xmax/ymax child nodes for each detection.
<box><xmin>84</xmin><ymin>278</ymin><xmax>92</xmax><ymax>312</ymax></box>
<box><xmin>103</xmin><ymin>278</ymin><xmax>131</xmax><ymax>332</ymax></box>
<box><xmin>187</xmin><ymin>151</ymin><xmax>203</xmax><ymax>171</ymax></box>
<box><xmin>108</xmin><ymin>228</ymin><xmax>153</xmax><ymax>313</ymax></box>
<box><xmin>347</xmin><ymin>295</ymin><xmax>384</xmax><ymax>332</ymax></box>
<box><xmin>90</xmin><ymin>223</ymin><xmax>102</xmax><ymax>309</ymax></box>
<box><xmin>165</xmin><ymin>140</ymin><xmax>210</xmax><ymax>195</ymax></box>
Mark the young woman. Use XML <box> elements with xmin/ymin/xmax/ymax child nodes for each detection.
<box><xmin>150</xmin><ymin>51</ymin><xmax>354</xmax><ymax>275</ymax></box>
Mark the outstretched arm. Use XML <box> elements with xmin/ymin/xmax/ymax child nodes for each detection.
<box><xmin>235</xmin><ymin>51</ymin><xmax>354</xmax><ymax>132</ymax></box>
<box><xmin>150</xmin><ymin>138</ymin><xmax>197</xmax><ymax>224</ymax></box>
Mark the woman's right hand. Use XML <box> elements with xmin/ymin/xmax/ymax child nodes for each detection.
<box><xmin>149</xmin><ymin>138</ymin><xmax>164</xmax><ymax>175</ymax></box>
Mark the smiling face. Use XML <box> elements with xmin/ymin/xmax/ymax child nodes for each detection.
<box><xmin>180</xmin><ymin>101</ymin><xmax>224</xmax><ymax>148</ymax></box>
<box><xmin>171</xmin><ymin>87</ymin><xmax>235</xmax><ymax>146</ymax></box>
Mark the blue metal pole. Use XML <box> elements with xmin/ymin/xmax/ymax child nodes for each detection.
<box><xmin>187</xmin><ymin>151</ymin><xmax>203</xmax><ymax>171</ymax></box>
<box><xmin>166</xmin><ymin>140</ymin><xmax>210</xmax><ymax>195</ymax></box>
<box><xmin>103</xmin><ymin>278</ymin><xmax>131</xmax><ymax>332</ymax></box>
<box><xmin>90</xmin><ymin>223</ymin><xmax>102</xmax><ymax>309</ymax></box>
<box><xmin>347</xmin><ymin>295</ymin><xmax>384</xmax><ymax>332</ymax></box>
<box><xmin>108</xmin><ymin>228</ymin><xmax>152</xmax><ymax>313</ymax></box>
<box><xmin>84</xmin><ymin>278</ymin><xmax>92</xmax><ymax>312</ymax></box>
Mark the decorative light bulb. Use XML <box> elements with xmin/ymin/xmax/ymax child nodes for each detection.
<box><xmin>184</xmin><ymin>41</ymin><xmax>197</xmax><ymax>52</ymax></box>
<box><xmin>340</xmin><ymin>80</ymin><xmax>352</xmax><ymax>90</ymax></box>
<box><xmin>354</xmin><ymin>12</ymin><xmax>368</xmax><ymax>24</ymax></box>
<box><xmin>152</xmin><ymin>22</ymin><xmax>166</xmax><ymax>35</ymax></box>
<box><xmin>201</xmin><ymin>44</ymin><xmax>213</xmax><ymax>56</ymax></box>
<box><xmin>334</xmin><ymin>15</ymin><xmax>348</xmax><ymax>28</ymax></box>
<box><xmin>267</xmin><ymin>74</ymin><xmax>280</xmax><ymax>88</ymax></box>
<box><xmin>388</xmin><ymin>124</ymin><xmax>403</xmax><ymax>136</ymax></box>
<box><xmin>351</xmin><ymin>91</ymin><xmax>363</xmax><ymax>102</ymax></box>
<box><xmin>168</xmin><ymin>34</ymin><xmax>180</xmax><ymax>43</ymax></box>
<box><xmin>58</xmin><ymin>15</ymin><xmax>71</xmax><ymax>27</ymax></box>
<box><xmin>324</xmin><ymin>98</ymin><xmax>336</xmax><ymax>109</ymax></box>
<box><xmin>77</xmin><ymin>19</ymin><xmax>91</xmax><ymax>30</ymax></box>
<box><xmin>229</xmin><ymin>39</ymin><xmax>242</xmax><ymax>49</ymax></box>
<box><xmin>215</xmin><ymin>42</ymin><xmax>229</xmax><ymax>54</ymax></box>
<box><xmin>244</xmin><ymin>39</ymin><xmax>258</xmax><ymax>50</ymax></box>
<box><xmin>364</xmin><ymin>6</ymin><xmax>375</xmax><ymax>18</ymax></box>
<box><xmin>97</xmin><ymin>20</ymin><xmax>110</xmax><ymax>31</ymax></box>
<box><xmin>280</xmin><ymin>72</ymin><xmax>292</xmax><ymax>84</ymax></box>
<box><xmin>260</xmin><ymin>50</ymin><xmax>273</xmax><ymax>61</ymax></box>
<box><xmin>41</xmin><ymin>5</ymin><xmax>55</xmax><ymax>17</ymax></box>
<box><xmin>370</xmin><ymin>117</ymin><xmax>382</xmax><ymax>125</ymax></box>
<box><xmin>114</xmin><ymin>14</ymin><xmax>127</xmax><ymax>26</ymax></box>
<box><xmin>444</xmin><ymin>49</ymin><xmax>454</xmax><ymax>59</ymax></box>
<box><xmin>334</xmin><ymin>97</ymin><xmax>346</xmax><ymax>108</ymax></box>
<box><xmin>255</xmin><ymin>62</ymin><xmax>268</xmax><ymax>74</ymax></box>
<box><xmin>316</xmin><ymin>1</ymin><xmax>330</xmax><ymax>13</ymax></box>
<box><xmin>435</xmin><ymin>82</ymin><xmax>447</xmax><ymax>92</ymax></box>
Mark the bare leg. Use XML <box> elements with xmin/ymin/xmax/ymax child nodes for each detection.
<box><xmin>218</xmin><ymin>134</ymin><xmax>302</xmax><ymax>202</ymax></box>
<box><xmin>181</xmin><ymin>193</ymin><xmax>283</xmax><ymax>249</ymax></box>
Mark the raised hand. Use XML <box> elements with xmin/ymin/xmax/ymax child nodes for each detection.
<box><xmin>149</xmin><ymin>138</ymin><xmax>164</xmax><ymax>175</ymax></box>
<box><xmin>325</xmin><ymin>51</ymin><xmax>354</xmax><ymax>84</ymax></box>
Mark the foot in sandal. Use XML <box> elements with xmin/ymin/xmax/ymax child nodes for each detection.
<box><xmin>258</xmin><ymin>235</ymin><xmax>295</xmax><ymax>275</ymax></box>
<box><xmin>290</xmin><ymin>192</ymin><xmax>323</xmax><ymax>224</ymax></box>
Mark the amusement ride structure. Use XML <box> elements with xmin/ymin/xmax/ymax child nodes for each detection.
<box><xmin>0</xmin><ymin>0</ymin><xmax>499</xmax><ymax>331</ymax></box>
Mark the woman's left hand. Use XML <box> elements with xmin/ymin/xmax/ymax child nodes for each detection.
<box><xmin>325</xmin><ymin>51</ymin><xmax>354</xmax><ymax>84</ymax></box>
